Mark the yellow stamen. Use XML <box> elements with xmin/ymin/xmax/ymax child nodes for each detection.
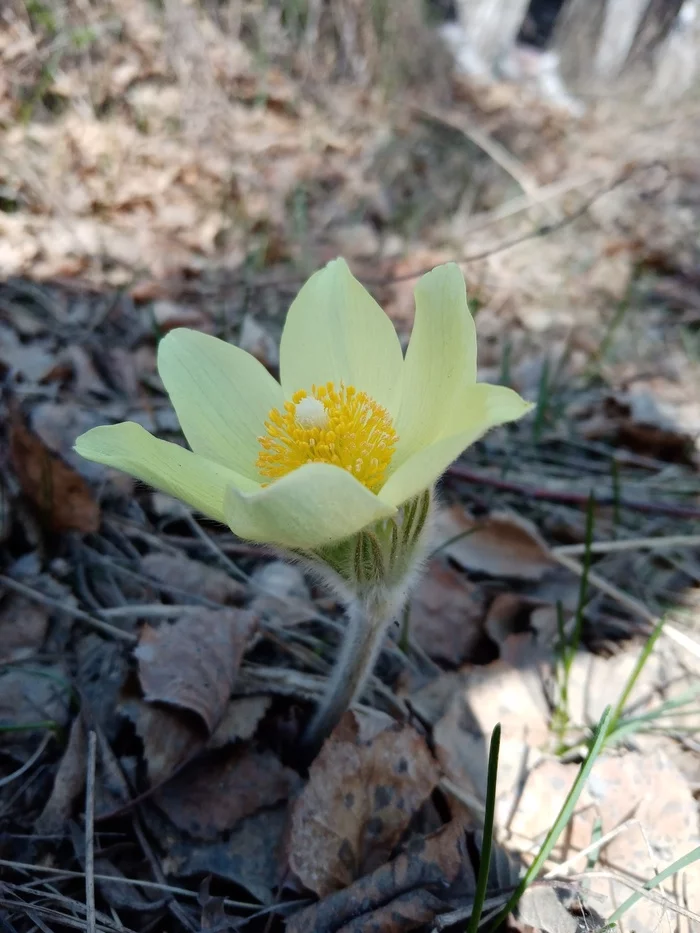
<box><xmin>256</xmin><ymin>382</ymin><xmax>398</xmax><ymax>492</ymax></box>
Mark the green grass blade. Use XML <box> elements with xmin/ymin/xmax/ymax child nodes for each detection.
<box><xmin>606</xmin><ymin>613</ymin><xmax>667</xmax><ymax>740</ymax></box>
<box><xmin>570</xmin><ymin>493</ymin><xmax>595</xmax><ymax>658</ymax></box>
<box><xmin>466</xmin><ymin>723</ymin><xmax>501</xmax><ymax>933</ymax></box>
<box><xmin>489</xmin><ymin>706</ymin><xmax>614</xmax><ymax>931</ymax></box>
<box><xmin>605</xmin><ymin>845</ymin><xmax>700</xmax><ymax>928</ymax></box>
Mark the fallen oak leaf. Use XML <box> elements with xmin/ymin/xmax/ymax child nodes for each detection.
<box><xmin>288</xmin><ymin>712</ymin><xmax>439</xmax><ymax>898</ymax></box>
<box><xmin>134</xmin><ymin>609</ymin><xmax>256</xmax><ymax>734</ymax></box>
<box><xmin>9</xmin><ymin>406</ymin><xmax>100</xmax><ymax>533</ymax></box>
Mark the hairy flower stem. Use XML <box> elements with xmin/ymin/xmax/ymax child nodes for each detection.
<box><xmin>302</xmin><ymin>596</ymin><xmax>393</xmax><ymax>754</ymax></box>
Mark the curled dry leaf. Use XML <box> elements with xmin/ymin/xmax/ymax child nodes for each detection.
<box><xmin>288</xmin><ymin>713</ymin><xmax>439</xmax><ymax>898</ymax></box>
<box><xmin>409</xmin><ymin>560</ymin><xmax>487</xmax><ymax>665</ymax></box>
<box><xmin>9</xmin><ymin>407</ymin><xmax>100</xmax><ymax>534</ymax></box>
<box><xmin>154</xmin><ymin>747</ymin><xmax>300</xmax><ymax>839</ymax></box>
<box><xmin>434</xmin><ymin>506</ymin><xmax>556</xmax><ymax>581</ymax></box>
<box><xmin>134</xmin><ymin>609</ymin><xmax>256</xmax><ymax>734</ymax></box>
<box><xmin>287</xmin><ymin>818</ymin><xmax>474</xmax><ymax>933</ymax></box>
<box><xmin>141</xmin><ymin>553</ymin><xmax>246</xmax><ymax>605</ymax></box>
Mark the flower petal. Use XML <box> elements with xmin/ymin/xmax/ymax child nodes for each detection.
<box><xmin>279</xmin><ymin>258</ymin><xmax>403</xmax><ymax>415</ymax></box>
<box><xmin>224</xmin><ymin>462</ymin><xmax>396</xmax><ymax>549</ymax></box>
<box><xmin>381</xmin><ymin>384</ymin><xmax>533</xmax><ymax>506</ymax></box>
<box><xmin>75</xmin><ymin>422</ymin><xmax>258</xmax><ymax>523</ymax></box>
<box><xmin>394</xmin><ymin>263</ymin><xmax>477</xmax><ymax>463</ymax></box>
<box><xmin>157</xmin><ymin>328</ymin><xmax>283</xmax><ymax>479</ymax></box>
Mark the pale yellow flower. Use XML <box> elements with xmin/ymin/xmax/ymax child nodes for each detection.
<box><xmin>75</xmin><ymin>259</ymin><xmax>532</xmax><ymax>549</ymax></box>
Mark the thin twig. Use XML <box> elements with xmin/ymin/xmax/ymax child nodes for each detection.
<box><xmin>414</xmin><ymin>106</ymin><xmax>548</xmax><ymax>205</ymax></box>
<box><xmin>544</xmin><ymin>819</ymin><xmax>646</xmax><ymax>878</ymax></box>
<box><xmin>551</xmin><ymin>551</ymin><xmax>700</xmax><ymax>660</ymax></box>
<box><xmin>85</xmin><ymin>731</ymin><xmax>97</xmax><ymax>933</ymax></box>
<box><xmin>554</xmin><ymin>534</ymin><xmax>700</xmax><ymax>556</ymax></box>
<box><xmin>0</xmin><ymin>574</ymin><xmax>137</xmax><ymax>644</ymax></box>
<box><xmin>0</xmin><ymin>859</ymin><xmax>256</xmax><ymax>909</ymax></box>
<box><xmin>570</xmin><ymin>871</ymin><xmax>700</xmax><ymax>924</ymax></box>
<box><xmin>98</xmin><ymin>604</ymin><xmax>205</xmax><ymax>620</ymax></box>
<box><xmin>447</xmin><ymin>464</ymin><xmax>700</xmax><ymax>520</ymax></box>
<box><xmin>0</xmin><ymin>732</ymin><xmax>52</xmax><ymax>789</ymax></box>
<box><xmin>154</xmin><ymin>160</ymin><xmax>657</xmax><ymax>295</ymax></box>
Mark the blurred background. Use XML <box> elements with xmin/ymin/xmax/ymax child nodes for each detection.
<box><xmin>2</xmin><ymin>3</ymin><xmax>700</xmax><ymax>932</ymax></box>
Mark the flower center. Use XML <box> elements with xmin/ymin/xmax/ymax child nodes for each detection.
<box><xmin>256</xmin><ymin>382</ymin><xmax>398</xmax><ymax>492</ymax></box>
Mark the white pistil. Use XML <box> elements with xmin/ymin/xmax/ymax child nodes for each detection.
<box><xmin>295</xmin><ymin>395</ymin><xmax>328</xmax><ymax>428</ymax></box>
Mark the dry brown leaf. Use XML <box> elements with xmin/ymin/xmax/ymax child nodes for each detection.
<box><xmin>515</xmin><ymin>885</ymin><xmax>579</xmax><ymax>933</ymax></box>
<box><xmin>135</xmin><ymin>609</ymin><xmax>255</xmax><ymax>733</ymax></box>
<box><xmin>154</xmin><ymin>748</ymin><xmax>300</xmax><ymax>839</ymax></box>
<box><xmin>434</xmin><ymin>650</ymin><xmax>550</xmax><ymax>814</ymax></box>
<box><xmin>579</xmin><ymin>389</ymin><xmax>697</xmax><ymax>464</ymax></box>
<box><xmin>208</xmin><ymin>696</ymin><xmax>271</xmax><ymax>747</ymax></box>
<box><xmin>141</xmin><ymin>553</ymin><xmax>246</xmax><ymax>605</ymax></box>
<box><xmin>35</xmin><ymin>714</ymin><xmax>87</xmax><ymax>835</ymax></box>
<box><xmin>287</xmin><ymin>818</ymin><xmax>474</xmax><ymax>933</ymax></box>
<box><xmin>122</xmin><ymin>692</ymin><xmax>269</xmax><ymax>786</ymax></box>
<box><xmin>9</xmin><ymin>407</ymin><xmax>101</xmax><ymax>534</ymax></box>
<box><xmin>165</xmin><ymin>804</ymin><xmax>288</xmax><ymax>905</ymax></box>
<box><xmin>0</xmin><ymin>592</ymin><xmax>49</xmax><ymax>661</ymax></box>
<box><xmin>562</xmin><ymin>647</ymin><xmax>664</xmax><ymax>728</ymax></box>
<box><xmin>509</xmin><ymin>751</ymin><xmax>700</xmax><ymax>933</ymax></box>
<box><xmin>434</xmin><ymin>506</ymin><xmax>556</xmax><ymax>581</ymax></box>
<box><xmin>409</xmin><ymin>560</ymin><xmax>487</xmax><ymax>665</ymax></box>
<box><xmin>288</xmin><ymin>713</ymin><xmax>439</xmax><ymax>898</ymax></box>
<box><xmin>120</xmin><ymin>698</ymin><xmax>204</xmax><ymax>786</ymax></box>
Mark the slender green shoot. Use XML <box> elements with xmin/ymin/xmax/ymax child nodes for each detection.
<box><xmin>553</xmin><ymin>494</ymin><xmax>595</xmax><ymax>750</ymax></box>
<box><xmin>499</xmin><ymin>339</ymin><xmax>512</xmax><ymax>388</ymax></box>
<box><xmin>398</xmin><ymin>601</ymin><xmax>411</xmax><ymax>654</ymax></box>
<box><xmin>570</xmin><ymin>493</ymin><xmax>595</xmax><ymax>656</ymax></box>
<box><xmin>489</xmin><ymin>706</ymin><xmax>613</xmax><ymax>932</ymax></box>
<box><xmin>586</xmin><ymin>818</ymin><xmax>603</xmax><ymax>873</ymax></box>
<box><xmin>605</xmin><ymin>613</ymin><xmax>667</xmax><ymax>741</ymax></box>
<box><xmin>466</xmin><ymin>723</ymin><xmax>501</xmax><ymax>933</ymax></box>
<box><xmin>428</xmin><ymin>527</ymin><xmax>477</xmax><ymax>561</ymax></box>
<box><xmin>551</xmin><ymin>601</ymin><xmax>570</xmax><ymax>745</ymax></box>
<box><xmin>0</xmin><ymin>721</ymin><xmax>59</xmax><ymax>734</ymax></box>
<box><xmin>531</xmin><ymin>357</ymin><xmax>551</xmax><ymax>442</ymax></box>
<box><xmin>605</xmin><ymin>846</ymin><xmax>700</xmax><ymax>928</ymax></box>
<box><xmin>604</xmin><ymin>685</ymin><xmax>700</xmax><ymax>745</ymax></box>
